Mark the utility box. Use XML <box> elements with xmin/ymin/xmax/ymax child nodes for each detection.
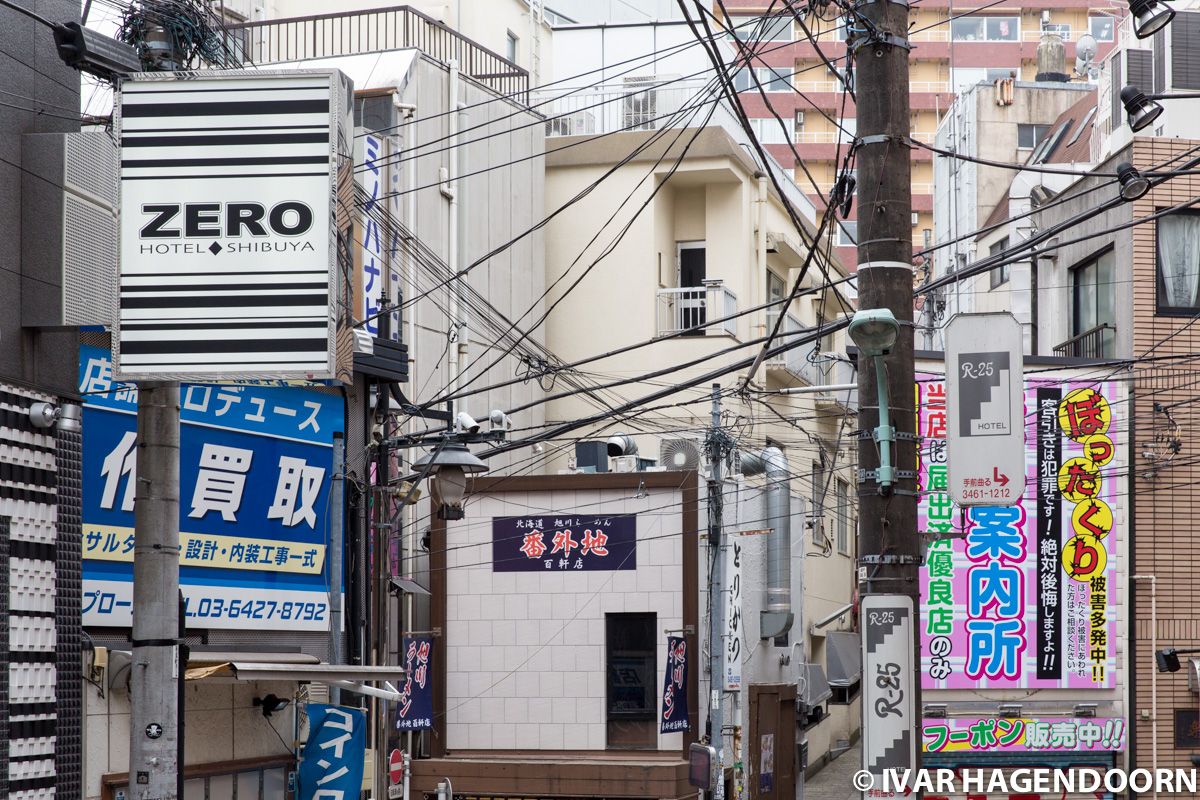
<box><xmin>575</xmin><ymin>441</ymin><xmax>608</xmax><ymax>472</ymax></box>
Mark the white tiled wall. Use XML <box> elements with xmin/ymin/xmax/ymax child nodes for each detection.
<box><xmin>445</xmin><ymin>486</ymin><xmax>686</xmax><ymax>752</ymax></box>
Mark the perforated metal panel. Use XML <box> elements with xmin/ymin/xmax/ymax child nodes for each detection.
<box><xmin>56</xmin><ymin>424</ymin><xmax>83</xmax><ymax>799</ymax></box>
<box><xmin>63</xmin><ymin>132</ymin><xmax>117</xmax><ymax>327</ymax></box>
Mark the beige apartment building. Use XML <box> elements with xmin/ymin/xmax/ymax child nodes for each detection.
<box><xmin>541</xmin><ymin>104</ymin><xmax>863</xmax><ymax>776</ymax></box>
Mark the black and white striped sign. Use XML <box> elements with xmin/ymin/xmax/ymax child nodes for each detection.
<box><xmin>115</xmin><ymin>72</ymin><xmax>349</xmax><ymax>380</ymax></box>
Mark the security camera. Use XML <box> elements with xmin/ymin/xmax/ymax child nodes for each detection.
<box><xmin>455</xmin><ymin>411</ymin><xmax>480</xmax><ymax>434</ymax></box>
<box><xmin>489</xmin><ymin>409</ymin><xmax>513</xmax><ymax>430</ymax></box>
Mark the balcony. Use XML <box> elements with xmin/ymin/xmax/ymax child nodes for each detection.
<box><xmin>225</xmin><ymin>5</ymin><xmax>529</xmax><ymax>101</ymax></box>
<box><xmin>1053</xmin><ymin>324</ymin><xmax>1115</xmax><ymax>359</ymax></box>
<box><xmin>766</xmin><ymin>313</ymin><xmax>826</xmax><ymax>384</ymax></box>
<box><xmin>815</xmin><ymin>355</ymin><xmax>858</xmax><ymax>412</ymax></box>
<box><xmin>534</xmin><ymin>79</ymin><xmax>746</xmax><ymax>139</ymax></box>
<box><xmin>656</xmin><ymin>281</ymin><xmax>738</xmax><ymax>338</ymax></box>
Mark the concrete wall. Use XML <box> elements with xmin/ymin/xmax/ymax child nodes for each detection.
<box><xmin>0</xmin><ymin>0</ymin><xmax>80</xmax><ymax>394</ymax></box>
<box><xmin>84</xmin><ymin>679</ymin><xmax>297</xmax><ymax>799</ymax></box>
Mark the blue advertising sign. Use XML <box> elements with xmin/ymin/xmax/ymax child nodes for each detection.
<box><xmin>395</xmin><ymin>636</ymin><xmax>433</xmax><ymax>731</ymax></box>
<box><xmin>298</xmin><ymin>704</ymin><xmax>366</xmax><ymax>800</ymax></box>
<box><xmin>661</xmin><ymin>636</ymin><xmax>690</xmax><ymax>733</ymax></box>
<box><xmin>79</xmin><ymin>344</ymin><xmax>344</xmax><ymax>631</ymax></box>
<box><xmin>491</xmin><ymin>514</ymin><xmax>637</xmax><ymax>572</ymax></box>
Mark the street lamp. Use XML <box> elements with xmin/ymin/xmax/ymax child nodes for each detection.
<box><xmin>1128</xmin><ymin>0</ymin><xmax>1176</xmax><ymax>39</ymax></box>
<box><xmin>1120</xmin><ymin>86</ymin><xmax>1164</xmax><ymax>132</ymax></box>
<box><xmin>849</xmin><ymin>308</ymin><xmax>900</xmax><ymax>494</ymax></box>
<box><xmin>1116</xmin><ymin>163</ymin><xmax>1151</xmax><ymax>201</ymax></box>
<box><xmin>413</xmin><ymin>442</ymin><xmax>489</xmax><ymax>520</ymax></box>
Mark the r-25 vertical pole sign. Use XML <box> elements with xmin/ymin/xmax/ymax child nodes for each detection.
<box><xmin>861</xmin><ymin>595</ymin><xmax>915</xmax><ymax>793</ymax></box>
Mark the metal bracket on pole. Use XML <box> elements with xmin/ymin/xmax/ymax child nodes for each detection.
<box><xmin>849</xmin><ymin>32</ymin><xmax>912</xmax><ymax>52</ymax></box>
<box><xmin>856</xmin><ymin>429</ymin><xmax>920</xmax><ymax>442</ymax></box>
<box><xmin>860</xmin><ymin>554</ymin><xmax>922</xmax><ymax>566</ymax></box>
<box><xmin>857</xmin><ymin>468</ymin><xmax>917</xmax><ymax>483</ymax></box>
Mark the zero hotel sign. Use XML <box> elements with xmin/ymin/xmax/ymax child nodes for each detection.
<box><xmin>115</xmin><ymin>71</ymin><xmax>353</xmax><ymax>381</ymax></box>
<box><xmin>944</xmin><ymin>312</ymin><xmax>1026</xmax><ymax>506</ymax></box>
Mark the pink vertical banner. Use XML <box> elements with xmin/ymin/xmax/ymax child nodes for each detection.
<box><xmin>919</xmin><ymin>374</ymin><xmax>1118</xmax><ymax>690</ymax></box>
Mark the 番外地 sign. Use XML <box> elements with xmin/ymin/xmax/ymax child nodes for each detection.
<box><xmin>920</xmin><ymin>373</ymin><xmax>1119</xmax><ymax>689</ymax></box>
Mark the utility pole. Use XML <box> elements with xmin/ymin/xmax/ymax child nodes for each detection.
<box><xmin>707</xmin><ymin>383</ymin><xmax>726</xmax><ymax>800</ymax></box>
<box><xmin>129</xmin><ymin>382</ymin><xmax>182</xmax><ymax>800</ymax></box>
<box><xmin>853</xmin><ymin>0</ymin><xmax>921</xmax><ymax>779</ymax></box>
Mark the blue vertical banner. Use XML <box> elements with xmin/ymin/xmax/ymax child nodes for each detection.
<box><xmin>299</xmin><ymin>704</ymin><xmax>366</xmax><ymax>800</ymax></box>
<box><xmin>660</xmin><ymin>636</ymin><xmax>690</xmax><ymax>733</ymax></box>
<box><xmin>395</xmin><ymin>636</ymin><xmax>433</xmax><ymax>731</ymax></box>
<box><xmin>79</xmin><ymin>344</ymin><xmax>345</xmax><ymax>631</ymax></box>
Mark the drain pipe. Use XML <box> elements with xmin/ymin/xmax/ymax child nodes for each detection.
<box><xmin>742</xmin><ymin>447</ymin><xmax>795</xmax><ymax>639</ymax></box>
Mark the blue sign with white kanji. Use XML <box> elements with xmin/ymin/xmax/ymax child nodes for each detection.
<box><xmin>79</xmin><ymin>344</ymin><xmax>345</xmax><ymax>631</ymax></box>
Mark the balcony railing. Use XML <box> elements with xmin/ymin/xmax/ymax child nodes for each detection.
<box><xmin>656</xmin><ymin>282</ymin><xmax>738</xmax><ymax>338</ymax></box>
<box><xmin>1053</xmin><ymin>324</ymin><xmax>1115</xmax><ymax>359</ymax></box>
<box><xmin>533</xmin><ymin>79</ymin><xmax>748</xmax><ymax>139</ymax></box>
<box><xmin>225</xmin><ymin>5</ymin><xmax>529</xmax><ymax>102</ymax></box>
<box><xmin>766</xmin><ymin>313</ymin><xmax>826</xmax><ymax>383</ymax></box>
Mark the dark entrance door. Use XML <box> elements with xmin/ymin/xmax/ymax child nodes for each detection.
<box><xmin>678</xmin><ymin>244</ymin><xmax>706</xmax><ymax>335</ymax></box>
<box><xmin>749</xmin><ymin>683</ymin><xmax>797</xmax><ymax>800</ymax></box>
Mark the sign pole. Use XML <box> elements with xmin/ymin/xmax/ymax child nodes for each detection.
<box><xmin>707</xmin><ymin>383</ymin><xmax>726</xmax><ymax>800</ymax></box>
<box><xmin>128</xmin><ymin>381</ymin><xmax>182</xmax><ymax>800</ymax></box>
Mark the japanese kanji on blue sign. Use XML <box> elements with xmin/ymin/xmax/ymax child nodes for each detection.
<box><xmin>79</xmin><ymin>345</ymin><xmax>344</xmax><ymax>631</ymax></box>
<box><xmin>298</xmin><ymin>704</ymin><xmax>366</xmax><ymax>800</ymax></box>
<box><xmin>660</xmin><ymin>635</ymin><xmax>690</xmax><ymax>733</ymax></box>
<box><xmin>491</xmin><ymin>514</ymin><xmax>637</xmax><ymax>572</ymax></box>
<box><xmin>395</xmin><ymin>636</ymin><xmax>433</xmax><ymax>731</ymax></box>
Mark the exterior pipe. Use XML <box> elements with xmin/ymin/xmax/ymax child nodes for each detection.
<box><xmin>742</xmin><ymin>447</ymin><xmax>794</xmax><ymax>638</ymax></box>
<box><xmin>1133</xmin><ymin>574</ymin><xmax>1157</xmax><ymax>798</ymax></box>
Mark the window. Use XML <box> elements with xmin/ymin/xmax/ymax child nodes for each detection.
<box><xmin>1157</xmin><ymin>211</ymin><xmax>1200</xmax><ymax>314</ymax></box>
<box><xmin>989</xmin><ymin>237</ymin><xmax>1011</xmax><ymax>288</ymax></box>
<box><xmin>1070</xmin><ymin>249</ymin><xmax>1116</xmax><ymax>355</ymax></box>
<box><xmin>727</xmin><ymin>13</ymin><xmax>793</xmax><ymax>41</ymax></box>
<box><xmin>606</xmin><ymin>613</ymin><xmax>657</xmax><ymax>749</ymax></box>
<box><xmin>950</xmin><ymin>15</ymin><xmax>1019</xmax><ymax>41</ymax></box>
<box><xmin>811</xmin><ymin>460</ymin><xmax>826</xmax><ymax>546</ymax></box>
<box><xmin>622</xmin><ymin>77</ymin><xmax>657</xmax><ymax>131</ymax></box>
<box><xmin>749</xmin><ymin>117</ymin><xmax>795</xmax><ymax>144</ymax></box>
<box><xmin>831</xmin><ymin>680</ymin><xmax>861</xmax><ymax>704</ymax></box>
<box><xmin>505</xmin><ymin>30</ymin><xmax>519</xmax><ymax>62</ymax></box>
<box><xmin>759</xmin><ymin>66</ymin><xmax>791</xmax><ymax>93</ymax></box>
<box><xmin>835</xmin><ymin>478</ymin><xmax>849</xmax><ymax>554</ymax></box>
<box><xmin>835</xmin><ymin>220</ymin><xmax>857</xmax><ymax>247</ymax></box>
<box><xmin>950</xmin><ymin>67</ymin><xmax>1018</xmax><ymax>93</ymax></box>
<box><xmin>1089</xmin><ymin>15</ymin><xmax>1115</xmax><ymax>41</ymax></box>
<box><xmin>1171</xmin><ymin>11</ymin><xmax>1200</xmax><ymax>90</ymax></box>
<box><xmin>1017</xmin><ymin>123</ymin><xmax>1052</xmax><ymax>149</ymax></box>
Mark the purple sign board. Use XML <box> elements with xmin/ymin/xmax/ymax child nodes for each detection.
<box><xmin>660</xmin><ymin>636</ymin><xmax>690</xmax><ymax>733</ymax></box>
<box><xmin>395</xmin><ymin>636</ymin><xmax>433</xmax><ymax>731</ymax></box>
<box><xmin>492</xmin><ymin>514</ymin><xmax>637</xmax><ymax>572</ymax></box>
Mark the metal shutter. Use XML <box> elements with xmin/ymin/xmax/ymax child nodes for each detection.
<box><xmin>1128</xmin><ymin>49</ymin><xmax>1155</xmax><ymax>97</ymax></box>
<box><xmin>1111</xmin><ymin>55</ymin><xmax>1122</xmax><ymax>129</ymax></box>
<box><xmin>1154</xmin><ymin>29</ymin><xmax>1167</xmax><ymax>93</ymax></box>
<box><xmin>1172</xmin><ymin>11</ymin><xmax>1200</xmax><ymax>89</ymax></box>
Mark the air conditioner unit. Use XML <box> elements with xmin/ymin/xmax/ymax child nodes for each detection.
<box><xmin>660</xmin><ymin>437</ymin><xmax>702</xmax><ymax>471</ymax></box>
<box><xmin>21</xmin><ymin>131</ymin><xmax>117</xmax><ymax>327</ymax></box>
<box><xmin>611</xmin><ymin>455</ymin><xmax>638</xmax><ymax>473</ymax></box>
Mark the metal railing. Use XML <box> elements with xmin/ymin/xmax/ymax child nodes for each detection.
<box><xmin>656</xmin><ymin>282</ymin><xmax>738</xmax><ymax>338</ymax></box>
<box><xmin>1024</xmin><ymin>27</ymin><xmax>1075</xmax><ymax>41</ymax></box>
<box><xmin>225</xmin><ymin>5</ymin><xmax>529</xmax><ymax>102</ymax></box>
<box><xmin>911</xmin><ymin>81</ymin><xmax>951</xmax><ymax>93</ymax></box>
<box><xmin>818</xmin><ymin>356</ymin><xmax>858</xmax><ymax>411</ymax></box>
<box><xmin>766</xmin><ymin>313</ymin><xmax>825</xmax><ymax>382</ymax></box>
<box><xmin>533</xmin><ymin>79</ymin><xmax>745</xmax><ymax>138</ymax></box>
<box><xmin>1053</xmin><ymin>323</ymin><xmax>1115</xmax><ymax>359</ymax></box>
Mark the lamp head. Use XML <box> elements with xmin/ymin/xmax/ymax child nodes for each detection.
<box><xmin>848</xmin><ymin>308</ymin><xmax>900</xmax><ymax>356</ymax></box>
<box><xmin>1128</xmin><ymin>0</ymin><xmax>1175</xmax><ymax>39</ymax></box>
<box><xmin>1116</xmin><ymin>162</ymin><xmax>1151</xmax><ymax>201</ymax></box>
<box><xmin>1120</xmin><ymin>85</ymin><xmax>1164</xmax><ymax>132</ymax></box>
<box><xmin>252</xmin><ymin>693</ymin><xmax>290</xmax><ymax>718</ymax></box>
<box><xmin>414</xmin><ymin>442</ymin><xmax>489</xmax><ymax>521</ymax></box>
<box><xmin>1156</xmin><ymin>647</ymin><xmax>1181</xmax><ymax>673</ymax></box>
